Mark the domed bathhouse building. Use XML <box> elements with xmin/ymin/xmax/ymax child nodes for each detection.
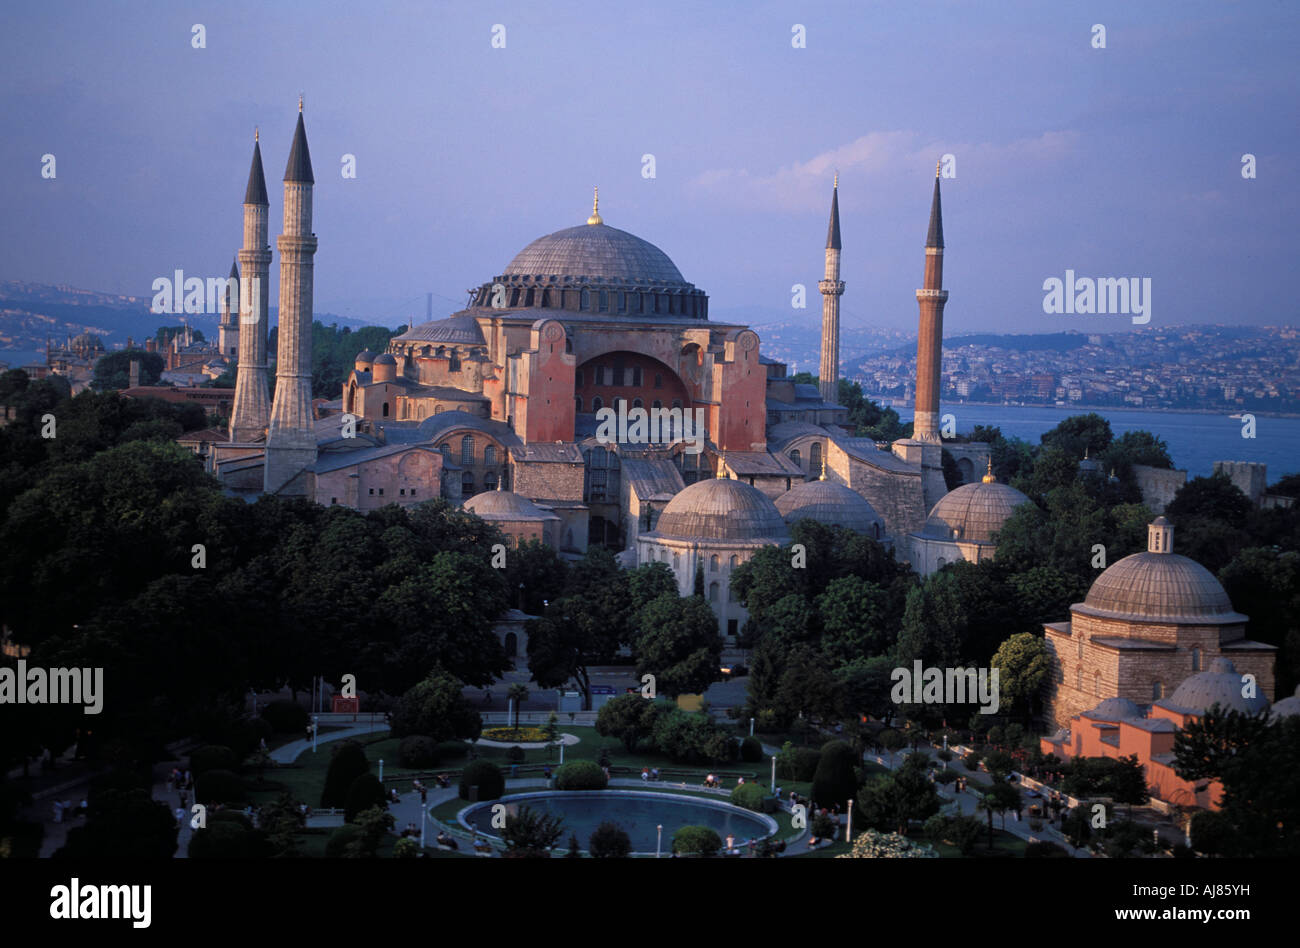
<box><xmin>775</xmin><ymin>470</ymin><xmax>889</xmax><ymax>544</ymax></box>
<box><xmin>905</xmin><ymin>461</ymin><xmax>1031</xmax><ymax>575</ymax></box>
<box><xmin>637</xmin><ymin>473</ymin><xmax>790</xmax><ymax>641</ymax></box>
<box><xmin>1040</xmin><ymin>516</ymin><xmax>1277</xmax><ymax>735</ymax></box>
<box><xmin>1041</xmin><ymin>656</ymin><xmax>1285</xmax><ymax>811</ymax></box>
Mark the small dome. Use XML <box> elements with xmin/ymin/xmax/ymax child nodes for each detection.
<box><xmin>655</xmin><ymin>477</ymin><xmax>790</xmax><ymax>542</ymax></box>
<box><xmin>1082</xmin><ymin>697</ymin><xmax>1143</xmax><ymax>722</ymax></box>
<box><xmin>355</xmin><ymin>349</ymin><xmax>376</xmax><ymax>362</ymax></box>
<box><xmin>373</xmin><ymin>353</ymin><xmax>396</xmax><ymax>365</ymax></box>
<box><xmin>922</xmin><ymin>480</ymin><xmax>1032</xmax><ymax>544</ymax></box>
<box><xmin>1269</xmin><ymin>685</ymin><xmax>1300</xmax><ymax>721</ymax></box>
<box><xmin>504</xmin><ymin>223</ymin><xmax>687</xmax><ymax>286</ymax></box>
<box><xmin>776</xmin><ymin>479</ymin><xmax>885</xmax><ymax>536</ymax></box>
<box><xmin>1079</xmin><ymin>553</ymin><xmax>1243</xmax><ymax>623</ymax></box>
<box><xmin>464</xmin><ymin>489</ymin><xmax>551</xmax><ymax>521</ymax></box>
<box><xmin>394</xmin><ymin>315</ymin><xmax>486</xmax><ymax>346</ymax></box>
<box><xmin>1160</xmin><ymin>658</ymin><xmax>1269</xmax><ymax>716</ymax></box>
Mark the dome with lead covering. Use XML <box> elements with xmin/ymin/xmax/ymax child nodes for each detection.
<box><xmin>655</xmin><ymin>477</ymin><xmax>790</xmax><ymax>542</ymax></box>
<box><xmin>776</xmin><ymin>479</ymin><xmax>885</xmax><ymax>536</ymax></box>
<box><xmin>1269</xmin><ymin>685</ymin><xmax>1300</xmax><ymax>720</ymax></box>
<box><xmin>394</xmin><ymin>315</ymin><xmax>486</xmax><ymax>346</ymax></box>
<box><xmin>1158</xmin><ymin>658</ymin><xmax>1269</xmax><ymax>716</ymax></box>
<box><xmin>464</xmin><ymin>489</ymin><xmax>553</xmax><ymax>521</ymax></box>
<box><xmin>922</xmin><ymin>479</ymin><xmax>1031</xmax><ymax>544</ymax></box>
<box><xmin>1082</xmin><ymin>697</ymin><xmax>1144</xmax><ymax>721</ymax></box>
<box><xmin>504</xmin><ymin>223</ymin><xmax>687</xmax><ymax>286</ymax></box>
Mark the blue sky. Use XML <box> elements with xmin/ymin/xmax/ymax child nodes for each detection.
<box><xmin>2</xmin><ymin>0</ymin><xmax>1296</xmax><ymax>334</ymax></box>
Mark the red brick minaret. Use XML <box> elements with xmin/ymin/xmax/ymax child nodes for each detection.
<box><xmin>913</xmin><ymin>162</ymin><xmax>947</xmax><ymax>443</ymax></box>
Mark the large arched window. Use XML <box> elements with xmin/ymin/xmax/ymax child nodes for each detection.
<box><xmin>790</xmin><ymin>449</ymin><xmax>801</xmax><ymax>468</ymax></box>
<box><xmin>672</xmin><ymin>552</ymin><xmax>680</xmax><ymax>571</ymax></box>
<box><xmin>439</xmin><ymin>443</ymin><xmax>451</xmax><ymax>461</ymax></box>
<box><xmin>708</xmin><ymin>582</ymin><xmax>719</xmax><ymax>603</ymax></box>
<box><xmin>448</xmin><ymin>349</ymin><xmax>461</xmax><ymax>372</ymax></box>
<box><xmin>484</xmin><ymin>444</ymin><xmax>496</xmax><ymax>466</ymax></box>
<box><xmin>709</xmin><ymin>554</ymin><xmax>719</xmax><ymax>573</ymax></box>
<box><xmin>810</xmin><ymin>441</ymin><xmax>822</xmax><ymax>475</ymax></box>
<box><xmin>1190</xmin><ymin>647</ymin><xmax>1201</xmax><ymax>672</ymax></box>
<box><xmin>729</xmin><ymin>555</ymin><xmax>738</xmax><ymax>568</ymax></box>
<box><xmin>461</xmin><ymin>435</ymin><xmax>475</xmax><ymax>465</ymax></box>
<box><xmin>580</xmin><ymin>288</ymin><xmax>590</xmax><ymax>310</ymax></box>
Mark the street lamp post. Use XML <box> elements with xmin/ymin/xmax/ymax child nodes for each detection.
<box><xmin>770</xmin><ymin>755</ymin><xmax>776</xmax><ymax>794</ymax></box>
<box><xmin>846</xmin><ymin>799</ymin><xmax>853</xmax><ymax>844</ymax></box>
<box><xmin>749</xmin><ymin>717</ymin><xmax>754</xmax><ymax>737</ymax></box>
<box><xmin>312</xmin><ymin>714</ymin><xmax>318</xmax><ymax>753</ymax></box>
<box><xmin>657</xmin><ymin>824</ymin><xmax>663</xmax><ymax>858</ymax></box>
<box><xmin>420</xmin><ymin>804</ymin><xmax>428</xmax><ymax>849</ymax></box>
<box><xmin>378</xmin><ymin>759</ymin><xmax>384</xmax><ymax>783</ymax></box>
<box><xmin>559</xmin><ymin>739</ymin><xmax>565</xmax><ymax>765</ymax></box>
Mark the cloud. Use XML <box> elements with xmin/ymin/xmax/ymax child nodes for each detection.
<box><xmin>688</xmin><ymin>130</ymin><xmax>1079</xmax><ymax>212</ymax></box>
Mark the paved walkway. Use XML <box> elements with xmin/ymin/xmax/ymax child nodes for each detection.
<box><xmin>269</xmin><ymin>722</ymin><xmax>390</xmax><ymax>765</ymax></box>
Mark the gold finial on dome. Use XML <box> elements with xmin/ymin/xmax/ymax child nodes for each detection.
<box><xmin>254</xmin><ymin>126</ymin><xmax>259</xmax><ymax>142</ymax></box>
<box><xmin>587</xmin><ymin>187</ymin><xmax>602</xmax><ymax>225</ymax></box>
<box><xmin>982</xmin><ymin>457</ymin><xmax>996</xmax><ymax>483</ymax></box>
<box><xmin>935</xmin><ymin>159</ymin><xmax>942</xmax><ymax>179</ymax></box>
<box><xmin>298</xmin><ymin>94</ymin><xmax>304</xmax><ymax>113</ymax></box>
<box><xmin>716</xmin><ymin>464</ymin><xmax>727</xmax><ymax>479</ymax></box>
<box><xmin>819</xmin><ymin>456</ymin><xmax>827</xmax><ymax>481</ymax></box>
<box><xmin>833</xmin><ymin>170</ymin><xmax>838</xmax><ymax>189</ymax></box>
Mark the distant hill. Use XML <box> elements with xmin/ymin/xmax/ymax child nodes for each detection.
<box><xmin>0</xmin><ymin>280</ymin><xmax>393</xmax><ymax>358</ymax></box>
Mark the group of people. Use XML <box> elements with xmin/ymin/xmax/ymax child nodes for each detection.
<box><xmin>639</xmin><ymin>767</ymin><xmax>661</xmax><ymax>782</ymax></box>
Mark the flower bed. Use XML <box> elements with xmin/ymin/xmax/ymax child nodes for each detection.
<box><xmin>481</xmin><ymin>726</ymin><xmax>550</xmax><ymax>743</ymax></box>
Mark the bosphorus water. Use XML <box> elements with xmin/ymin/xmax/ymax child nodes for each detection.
<box><xmin>893</xmin><ymin>403</ymin><xmax>1300</xmax><ymax>480</ymax></box>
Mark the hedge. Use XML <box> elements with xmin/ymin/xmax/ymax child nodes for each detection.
<box><xmin>555</xmin><ymin>760</ymin><xmax>607</xmax><ymax>791</ymax></box>
<box><xmin>459</xmin><ymin>760</ymin><xmax>505</xmax><ymax>801</ymax></box>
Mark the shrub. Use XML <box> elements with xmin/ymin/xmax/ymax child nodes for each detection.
<box><xmin>397</xmin><ymin>736</ymin><xmax>439</xmax><ymax>769</ymax></box>
<box><xmin>934</xmin><ymin>769</ymin><xmax>958</xmax><ymax>785</ymax></box>
<box><xmin>394</xmin><ymin>837</ymin><xmax>420</xmax><ymax>859</ymax></box>
<box><xmin>344</xmin><ymin>774</ymin><xmax>388</xmax><ymax>823</ymax></box>
<box><xmin>188</xmin><ymin>820</ymin><xmax>266</xmax><ymax>859</ymax></box>
<box><xmin>189</xmin><ymin>745</ymin><xmax>238</xmax><ymax>777</ymax></box>
<box><xmin>459</xmin><ymin>760</ymin><xmax>505</xmax><ymax>801</ymax></box>
<box><xmin>777</xmin><ymin>747</ymin><xmax>822</xmax><ymax>782</ymax></box>
<box><xmin>1025</xmin><ymin>841</ymin><xmax>1070</xmax><ymax>858</ymax></box>
<box><xmin>196</xmin><ymin>769</ymin><xmax>247</xmax><ymax>806</ymax></box>
<box><xmin>506</xmin><ymin>745</ymin><xmax>526</xmax><ymax>763</ymax></box>
<box><xmin>810</xmin><ymin>812</ymin><xmax>835</xmax><ymax>840</ymax></box>
<box><xmin>811</xmin><ymin>740</ymin><xmax>859</xmax><ymax>810</ymax></box>
<box><xmin>962</xmin><ymin>753</ymin><xmax>982</xmax><ymax>771</ymax></box>
<box><xmin>730</xmin><ymin>782</ymin><xmax>767</xmax><ymax>812</ymax></box>
<box><xmin>391</xmin><ymin>670</ymin><xmax>481</xmax><ymax>743</ymax></box>
<box><xmin>672</xmin><ymin>825</ymin><xmax>721</xmax><ymax>856</ymax></box>
<box><xmin>739</xmin><ymin>736</ymin><xmax>763</xmax><ymax>763</ymax></box>
<box><xmin>320</xmin><ymin>741</ymin><xmax>369</xmax><ymax>808</ymax></box>
<box><xmin>588</xmin><ymin>821</ymin><xmax>631</xmax><ymax>858</ymax></box>
<box><xmin>554</xmin><ymin>760</ymin><xmax>607</xmax><ymax>791</ymax></box>
<box><xmin>261</xmin><ymin>700</ymin><xmax>309</xmax><ymax>734</ymax></box>
<box><xmin>325</xmin><ymin>824</ymin><xmax>365</xmax><ymax>859</ymax></box>
<box><xmin>435</xmin><ymin>740</ymin><xmax>469</xmax><ymax>759</ymax></box>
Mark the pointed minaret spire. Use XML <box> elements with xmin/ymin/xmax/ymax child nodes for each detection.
<box><xmin>587</xmin><ymin>187</ymin><xmax>602</xmax><ymax>225</ymax></box>
<box><xmin>218</xmin><ymin>258</ymin><xmax>241</xmax><ymax>360</ymax></box>
<box><xmin>244</xmin><ymin>133</ymin><xmax>269</xmax><ymax>206</ymax></box>
<box><xmin>284</xmin><ymin>107</ymin><xmax>315</xmax><ymax>184</ymax></box>
<box><xmin>913</xmin><ymin>160</ymin><xmax>949</xmax><ymax>443</ymax></box>
<box><xmin>926</xmin><ymin>161</ymin><xmax>944</xmax><ymax>249</ymax></box>
<box><xmin>818</xmin><ymin>176</ymin><xmax>846</xmax><ymax>404</ymax></box>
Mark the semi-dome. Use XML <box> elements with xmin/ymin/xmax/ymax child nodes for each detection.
<box><xmin>1075</xmin><ymin>518</ymin><xmax>1246</xmax><ymax>624</ymax></box>
<box><xmin>1269</xmin><ymin>685</ymin><xmax>1300</xmax><ymax>720</ymax></box>
<box><xmin>1159</xmin><ymin>658</ymin><xmax>1270</xmax><ymax>716</ymax></box>
<box><xmin>1082</xmin><ymin>697</ymin><xmax>1144</xmax><ymax>721</ymax></box>
<box><xmin>776</xmin><ymin>478</ymin><xmax>886</xmax><ymax>536</ymax></box>
<box><xmin>654</xmin><ymin>476</ymin><xmax>790</xmax><ymax>542</ymax></box>
<box><xmin>463</xmin><ymin>488</ymin><xmax>553</xmax><ymax>521</ymax></box>
<box><xmin>504</xmin><ymin>223</ymin><xmax>686</xmax><ymax>285</ymax></box>
<box><xmin>394</xmin><ymin>315</ymin><xmax>486</xmax><ymax>346</ymax></box>
<box><xmin>921</xmin><ymin>474</ymin><xmax>1031</xmax><ymax>544</ymax></box>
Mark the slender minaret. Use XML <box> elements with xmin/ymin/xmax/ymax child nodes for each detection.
<box><xmin>818</xmin><ymin>173</ymin><xmax>845</xmax><ymax>404</ymax></box>
<box><xmin>264</xmin><ymin>99</ymin><xmax>318</xmax><ymax>494</ymax></box>
<box><xmin>913</xmin><ymin>162</ymin><xmax>948</xmax><ymax>443</ymax></box>
<box><xmin>229</xmin><ymin>131</ymin><xmax>272</xmax><ymax>442</ymax></box>
<box><xmin>217</xmin><ymin>258</ymin><xmax>240</xmax><ymax>360</ymax></box>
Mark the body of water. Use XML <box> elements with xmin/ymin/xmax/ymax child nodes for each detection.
<box><xmin>891</xmin><ymin>402</ymin><xmax>1300</xmax><ymax>479</ymax></box>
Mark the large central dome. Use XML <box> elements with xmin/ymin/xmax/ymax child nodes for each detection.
<box><xmin>504</xmin><ymin>222</ymin><xmax>687</xmax><ymax>285</ymax></box>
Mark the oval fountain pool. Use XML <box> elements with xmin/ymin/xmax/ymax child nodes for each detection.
<box><xmin>458</xmin><ymin>790</ymin><xmax>778</xmax><ymax>854</ymax></box>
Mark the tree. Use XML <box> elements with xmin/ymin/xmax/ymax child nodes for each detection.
<box><xmin>588</xmin><ymin>821</ymin><xmax>631</xmax><ymax>858</ymax></box>
<box><xmin>811</xmin><ymin>740</ymin><xmax>859</xmax><ymax>810</ymax></box>
<box><xmin>54</xmin><ymin>789</ymin><xmax>178</xmax><ymax>860</ymax></box>
<box><xmin>503</xmin><ymin>539</ymin><xmax>567</xmax><ymax>615</ymax></box>
<box><xmin>501</xmin><ymin>805</ymin><xmax>565</xmax><ymax>858</ymax></box>
<box><xmin>672</xmin><ymin>825</ymin><xmax>722</xmax><ymax>857</ymax></box>
<box><xmin>856</xmin><ymin>754</ymin><xmax>940</xmax><ymax>835</ymax></box>
<box><xmin>634</xmin><ymin>593</ymin><xmax>723</xmax><ymax>697</ymax></box>
<box><xmin>92</xmin><ymin>350</ymin><xmax>164</xmax><ymax>390</ymax></box>
<box><xmin>595</xmin><ymin>694</ymin><xmax>660</xmax><ymax>752</ymax></box>
<box><xmin>344</xmin><ymin>774</ymin><xmax>388</xmax><ymax>823</ymax></box>
<box><xmin>1166</xmin><ymin>473</ymin><xmax>1254</xmax><ymax>524</ymax></box>
<box><xmin>389</xmin><ymin>669</ymin><xmax>482</xmax><ymax>743</ymax></box>
<box><xmin>817</xmin><ymin>576</ymin><xmax>894</xmax><ymax>663</ymax></box>
<box><xmin>320</xmin><ymin>741</ymin><xmax>370</xmax><ymax>809</ymax></box>
<box><xmin>990</xmin><ymin>633</ymin><xmax>1052</xmax><ymax>722</ymax></box>
<box><xmin>1040</xmin><ymin>413</ymin><xmax>1114</xmax><ymax>459</ymax></box>
<box><xmin>506</xmin><ymin>683</ymin><xmax>529</xmax><ymax>729</ymax></box>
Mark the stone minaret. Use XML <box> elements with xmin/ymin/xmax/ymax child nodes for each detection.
<box><xmin>217</xmin><ymin>258</ymin><xmax>240</xmax><ymax>361</ymax></box>
<box><xmin>818</xmin><ymin>174</ymin><xmax>845</xmax><ymax>404</ymax></box>
<box><xmin>913</xmin><ymin>163</ymin><xmax>948</xmax><ymax>443</ymax></box>
<box><xmin>264</xmin><ymin>101</ymin><xmax>318</xmax><ymax>494</ymax></box>
<box><xmin>229</xmin><ymin>131</ymin><xmax>272</xmax><ymax>442</ymax></box>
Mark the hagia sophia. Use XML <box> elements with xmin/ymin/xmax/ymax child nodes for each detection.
<box><xmin>188</xmin><ymin>106</ymin><xmax>1282</xmax><ymax>814</ymax></box>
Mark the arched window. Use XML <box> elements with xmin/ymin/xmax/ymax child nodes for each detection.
<box><xmin>448</xmin><ymin>349</ymin><xmax>461</xmax><ymax>372</ymax></box>
<box><xmin>1190</xmin><ymin>647</ymin><xmax>1201</xmax><ymax>672</ymax></box>
<box><xmin>654</xmin><ymin>373</ymin><xmax>663</xmax><ymax>389</ymax></box>
<box><xmin>632</xmin><ymin>398</ymin><xmax>643</xmax><ymax>409</ymax></box>
<box><xmin>810</xmin><ymin>441</ymin><xmax>822</xmax><ymax>474</ymax></box>
<box><xmin>382</xmin><ymin>402</ymin><xmax>389</xmax><ymax>417</ymax></box>
<box><xmin>575</xmin><ymin>396</ymin><xmax>583</xmax><ymax>412</ymax></box>
<box><xmin>484</xmin><ymin>445</ymin><xmax>496</xmax><ymax>466</ymax></box>
<box><xmin>580</xmin><ymin>288</ymin><xmax>590</xmax><ymax>310</ymax></box>
<box><xmin>790</xmin><ymin>449</ymin><xmax>801</xmax><ymax>468</ymax></box>
<box><xmin>708</xmin><ymin>582</ymin><xmax>719</xmax><ymax>602</ymax></box>
<box><xmin>672</xmin><ymin>552</ymin><xmax>680</xmax><ymax>571</ymax></box>
<box><xmin>346</xmin><ymin>381</ymin><xmax>355</xmax><ymax>413</ymax></box>
<box><xmin>672</xmin><ymin>399</ymin><xmax>682</xmax><ymax>410</ymax></box>
<box><xmin>461</xmin><ymin>435</ymin><xmax>474</xmax><ymax>465</ymax></box>
<box><xmin>632</xmin><ymin>366</ymin><xmax>643</xmax><ymax>386</ymax></box>
<box><xmin>598</xmin><ymin>290</ymin><xmax>608</xmax><ymax>312</ymax></box>
<box><xmin>710</xmin><ymin>554</ymin><xmax>719</xmax><ymax>572</ymax></box>
<box><xmin>1152</xmin><ymin>680</ymin><xmax>1164</xmax><ymax>700</ymax></box>
<box><xmin>652</xmin><ymin>400</ymin><xmax>662</xmax><ymax>411</ymax></box>
<box><xmin>1094</xmin><ymin>671</ymin><xmax>1102</xmax><ymax>697</ymax></box>
<box><xmin>439</xmin><ymin>443</ymin><xmax>451</xmax><ymax>461</ymax></box>
<box><xmin>872</xmin><ymin>523</ymin><xmax>880</xmax><ymax>540</ymax></box>
<box><xmin>729</xmin><ymin>555</ymin><xmax>738</xmax><ymax>568</ymax></box>
<box><xmin>485</xmin><ymin>471</ymin><xmax>497</xmax><ymax>491</ymax></box>
<box><xmin>592</xmin><ymin>396</ymin><xmax>602</xmax><ymax>412</ymax></box>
